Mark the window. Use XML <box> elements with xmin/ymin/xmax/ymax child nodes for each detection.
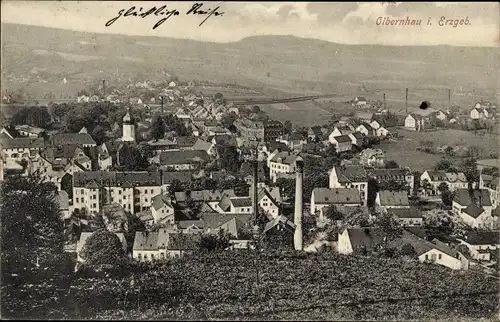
<box><xmin>151</xmin><ymin>189</ymin><xmax>154</xmax><ymax>194</ymax></box>
<box><xmin>76</xmin><ymin>198</ymin><xmax>79</xmax><ymax>203</ymax></box>
<box><xmin>425</xmin><ymin>254</ymin><xmax>428</xmax><ymax>260</ymax></box>
<box><xmin>119</xmin><ymin>190</ymin><xmax>122</xmax><ymax>195</ymax></box>
<box><xmin>438</xmin><ymin>254</ymin><xmax>442</xmax><ymax>260</ymax></box>
<box><xmin>138</xmin><ymin>254</ymin><xmax>142</xmax><ymax>260</ymax></box>
<box><xmin>92</xmin><ymin>203</ymin><xmax>96</xmax><ymax>208</ymax></box>
<box><xmin>81</xmin><ymin>189</ymin><xmax>84</xmax><ymax>194</ymax></box>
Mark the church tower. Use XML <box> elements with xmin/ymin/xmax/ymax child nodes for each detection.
<box><xmin>122</xmin><ymin>108</ymin><xmax>135</xmax><ymax>142</ymax></box>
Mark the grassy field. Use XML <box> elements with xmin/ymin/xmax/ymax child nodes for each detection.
<box><xmin>3</xmin><ymin>251</ymin><xmax>498</xmax><ymax>320</ymax></box>
<box><xmin>379</xmin><ymin>128</ymin><xmax>500</xmax><ymax>172</ymax></box>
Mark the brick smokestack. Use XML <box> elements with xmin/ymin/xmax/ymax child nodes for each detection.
<box><xmin>252</xmin><ymin>160</ymin><xmax>259</xmax><ymax>225</ymax></box>
<box><xmin>294</xmin><ymin>159</ymin><xmax>304</xmax><ymax>251</ymax></box>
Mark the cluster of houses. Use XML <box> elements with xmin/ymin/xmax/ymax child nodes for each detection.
<box><xmin>1</xmin><ymin>86</ymin><xmax>499</xmax><ymax>274</ymax></box>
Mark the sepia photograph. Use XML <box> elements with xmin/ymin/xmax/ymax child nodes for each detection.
<box><xmin>0</xmin><ymin>1</ymin><xmax>499</xmax><ymax>320</ymax></box>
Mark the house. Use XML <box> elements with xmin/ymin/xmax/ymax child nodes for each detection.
<box><xmin>420</xmin><ymin>170</ymin><xmax>468</xmax><ymax>195</ymax></box>
<box><xmin>248</xmin><ymin>187</ymin><xmax>281</xmax><ymax>219</ymax></box>
<box><xmin>404</xmin><ymin>112</ymin><xmax>433</xmax><ymax>131</ymax></box>
<box><xmin>132</xmin><ymin>229</ymin><xmax>200</xmax><ymax>261</ymax></box>
<box><xmin>308</xmin><ymin>126</ymin><xmax>324</xmax><ymax>142</ymax></box>
<box><xmin>367</xmin><ymin>168</ymin><xmax>415</xmax><ymax>195</ymax></box>
<box><xmin>229</xmin><ymin>197</ymin><xmax>253</xmax><ymax>214</ymax></box>
<box><xmin>352</xmin><ymin>96</ymin><xmax>368</xmax><ymax>108</ymax></box>
<box><xmin>240</xmin><ymin>161</ymin><xmax>266</xmax><ymax>186</ymax></box>
<box><xmin>435</xmin><ymin>110</ymin><xmax>448</xmax><ymax>121</ymax></box>
<box><xmin>355</xmin><ymin>112</ymin><xmax>374</xmax><ymax>123</ymax></box>
<box><xmin>338</xmin><ymin>228</ymin><xmax>386</xmax><ymax>254</ymax></box>
<box><xmin>169</xmin><ymin>81</ymin><xmax>177</xmax><ymax>88</ymax></box>
<box><xmin>151</xmin><ymin>194</ymin><xmax>175</xmax><ymax>225</ymax></box>
<box><xmin>390</xmin><ymin>230</ymin><xmax>469</xmax><ymax>270</ymax></box>
<box><xmin>158</xmin><ymin>150</ymin><xmax>211</xmax><ymax>171</ymax></box>
<box><xmin>329</xmin><ymin>135</ymin><xmax>352</xmax><ymax>153</ymax></box>
<box><xmin>359</xmin><ymin>148</ymin><xmax>386</xmax><ymax>168</ymax></box>
<box><xmin>387</xmin><ymin>207</ymin><xmax>423</xmax><ymax>227</ymax></box>
<box><xmin>262</xmin><ymin>215</ymin><xmax>296</xmax><ymax>249</ymax></box>
<box><xmin>329</xmin><ymin>124</ymin><xmax>354</xmax><ymax>140</ymax></box>
<box><xmin>369</xmin><ymin>119</ymin><xmax>383</xmax><ymax>130</ymax></box>
<box><xmin>276</xmin><ymin>133</ymin><xmax>307</xmax><ymax>151</ymax></box>
<box><xmin>480</xmin><ymin>174</ymin><xmax>499</xmax><ymax>208</ymax></box>
<box><xmin>457</xmin><ymin>231</ymin><xmax>500</xmax><ymax>262</ymax></box>
<box><xmin>329</xmin><ymin>165</ymin><xmax>368</xmax><ymax>206</ymax></box>
<box><xmin>469</xmin><ymin>106</ymin><xmax>494</xmax><ymax>120</ymax></box>
<box><xmin>310</xmin><ymin>188</ymin><xmax>362</xmax><ymax>217</ymax></box>
<box><xmin>375</xmin><ymin>190</ymin><xmax>410</xmax><ymax>209</ymax></box>
<box><xmin>348</xmin><ymin>132</ymin><xmax>364</xmax><ymax>147</ymax></box>
<box><xmin>51</xmin><ymin>133</ymin><xmax>96</xmax><ymax>147</ymax></box>
<box><xmin>355</xmin><ymin>122</ymin><xmax>375</xmax><ymax>136</ymax></box>
<box><xmin>375</xmin><ymin>126</ymin><xmax>389</xmax><ymax>137</ymax></box>
<box><xmin>137</xmin><ymin>209</ymin><xmax>155</xmax><ymax>229</ymax></box>
<box><xmin>452</xmin><ymin>189</ymin><xmax>494</xmax><ymax>229</ymax></box>
<box><xmin>15</xmin><ymin>125</ymin><xmax>46</xmax><ymax>138</ymax></box>
<box><xmin>73</xmin><ymin>171</ymin><xmax>163</xmax><ymax>215</ymax></box>
<box><xmin>77</xmin><ymin>231</ymin><xmax>127</xmax><ymax>262</ymax></box>
<box><xmin>77</xmin><ymin>95</ymin><xmax>89</xmax><ymax>103</ymax></box>
<box><xmin>268</xmin><ymin>151</ymin><xmax>302</xmax><ymax>183</ymax></box>
<box><xmin>0</xmin><ymin>137</ymin><xmax>44</xmax><ymax>161</ymax></box>
<box><xmin>263</xmin><ymin>120</ymin><xmax>284</xmax><ymax>143</ymax></box>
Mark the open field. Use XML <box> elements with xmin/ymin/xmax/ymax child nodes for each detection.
<box><xmin>2</xmin><ymin>252</ymin><xmax>498</xmax><ymax>320</ymax></box>
<box><xmin>2</xmin><ymin>23</ymin><xmax>498</xmax><ymax>115</ymax></box>
<box><xmin>379</xmin><ymin>128</ymin><xmax>500</xmax><ymax>172</ymax></box>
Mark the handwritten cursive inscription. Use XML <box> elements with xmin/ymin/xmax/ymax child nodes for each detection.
<box><xmin>105</xmin><ymin>3</ymin><xmax>224</xmax><ymax>30</ymax></box>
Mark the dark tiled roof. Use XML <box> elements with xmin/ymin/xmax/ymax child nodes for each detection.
<box><xmin>162</xmin><ymin>171</ymin><xmax>192</xmax><ymax>184</ymax></box>
<box><xmin>387</xmin><ymin>207</ymin><xmax>423</xmax><ymax>219</ymax></box>
<box><xmin>333</xmin><ymin>134</ymin><xmax>352</xmax><ymax>143</ymax></box>
<box><xmin>116</xmin><ymin>172</ymin><xmax>162</xmax><ymax>187</ymax></box>
<box><xmin>159</xmin><ymin>150</ymin><xmax>210</xmax><ymax>165</ymax></box>
<box><xmin>312</xmin><ymin>188</ymin><xmax>361</xmax><ymax>205</ymax></box>
<box><xmin>0</xmin><ymin>137</ymin><xmax>44</xmax><ymax>149</ymax></box>
<box><xmin>454</xmin><ymin>189</ymin><xmax>492</xmax><ymax>207</ymax></box>
<box><xmin>463</xmin><ymin>204</ymin><xmax>485</xmax><ymax>218</ymax></box>
<box><xmin>461</xmin><ymin>231</ymin><xmax>500</xmax><ymax>245</ymax></box>
<box><xmin>175</xmin><ymin>136</ymin><xmax>198</xmax><ymax>147</ymax></box>
<box><xmin>270</xmin><ymin>151</ymin><xmax>301</xmax><ymax>165</ymax></box>
<box><xmin>230</xmin><ymin>197</ymin><xmax>252</xmax><ymax>208</ymax></box>
<box><xmin>377</xmin><ymin>190</ymin><xmax>409</xmax><ymax>207</ymax></box>
<box><xmin>346</xmin><ymin>228</ymin><xmax>386</xmax><ymax>250</ymax></box>
<box><xmin>51</xmin><ymin>133</ymin><xmax>96</xmax><ymax>146</ymax></box>
<box><xmin>335</xmin><ymin>166</ymin><xmax>368</xmax><ymax>183</ymax></box>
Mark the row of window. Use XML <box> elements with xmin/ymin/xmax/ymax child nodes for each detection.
<box><xmin>425</xmin><ymin>253</ymin><xmax>443</xmax><ymax>261</ymax></box>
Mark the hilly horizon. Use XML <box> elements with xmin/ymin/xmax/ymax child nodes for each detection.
<box><xmin>2</xmin><ymin>22</ymin><xmax>499</xmax><ymax>99</ymax></box>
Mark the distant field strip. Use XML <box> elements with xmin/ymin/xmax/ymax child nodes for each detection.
<box><xmin>228</xmin><ymin>93</ymin><xmax>351</xmax><ymax>105</ymax></box>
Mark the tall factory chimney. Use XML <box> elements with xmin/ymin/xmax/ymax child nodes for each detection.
<box><xmin>102</xmin><ymin>80</ymin><xmax>106</xmax><ymax>99</ymax></box>
<box><xmin>252</xmin><ymin>160</ymin><xmax>259</xmax><ymax>225</ymax></box>
<box><xmin>294</xmin><ymin>159</ymin><xmax>304</xmax><ymax>251</ymax></box>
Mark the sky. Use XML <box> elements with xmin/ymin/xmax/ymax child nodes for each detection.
<box><xmin>1</xmin><ymin>1</ymin><xmax>499</xmax><ymax>46</ymax></box>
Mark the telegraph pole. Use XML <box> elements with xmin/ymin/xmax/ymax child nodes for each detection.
<box><xmin>448</xmin><ymin>88</ymin><xmax>451</xmax><ymax>114</ymax></box>
<box><xmin>383</xmin><ymin>93</ymin><xmax>386</xmax><ymax>110</ymax></box>
<box><xmin>102</xmin><ymin>80</ymin><xmax>106</xmax><ymax>99</ymax></box>
<box><xmin>405</xmin><ymin>88</ymin><xmax>408</xmax><ymax>113</ymax></box>
<box><xmin>159</xmin><ymin>96</ymin><xmax>164</xmax><ymax>115</ymax></box>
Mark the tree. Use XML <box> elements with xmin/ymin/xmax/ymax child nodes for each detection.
<box><xmin>150</xmin><ymin>115</ymin><xmax>166</xmax><ymax>141</ymax></box>
<box><xmin>214</xmin><ymin>92</ymin><xmax>223</xmax><ymax>100</ymax></box>
<box><xmin>251</xmin><ymin>105</ymin><xmax>261</xmax><ymax>114</ymax></box>
<box><xmin>284</xmin><ymin>120</ymin><xmax>293</xmax><ymax>135</ymax></box>
<box><xmin>437</xmin><ymin>182</ymin><xmax>449</xmax><ymax>193</ymax></box>
<box><xmin>117</xmin><ymin>144</ymin><xmax>149</xmax><ymax>171</ymax></box>
<box><xmin>91</xmin><ymin>125</ymin><xmax>107</xmax><ymax>146</ymax></box>
<box><xmin>367</xmin><ymin>178</ymin><xmax>379</xmax><ymax>208</ymax></box>
<box><xmin>399</xmin><ymin>243</ymin><xmax>417</xmax><ymax>258</ymax></box>
<box><xmin>11</xmin><ymin>106</ymin><xmax>52</xmax><ymax>128</ymax></box>
<box><xmin>374</xmin><ymin>212</ymin><xmax>403</xmax><ymax>248</ymax></box>
<box><xmin>0</xmin><ymin>174</ymin><xmax>64</xmax><ymax>275</ymax></box>
<box><xmin>219</xmin><ymin>146</ymin><xmax>240</xmax><ymax>172</ymax></box>
<box><xmin>441</xmin><ymin>190</ymin><xmax>454</xmax><ymax>207</ymax></box>
<box><xmin>80</xmin><ymin>229</ymin><xmax>126</xmax><ymax>268</ymax></box>
<box><xmin>384</xmin><ymin>160</ymin><xmax>399</xmax><ymax>169</ymax></box>
<box><xmin>275</xmin><ymin>178</ymin><xmax>296</xmax><ymax>201</ymax></box>
<box><xmin>362</xmin><ymin>136</ymin><xmax>380</xmax><ymax>149</ymax></box>
<box><xmin>434</xmin><ymin>158</ymin><xmax>453</xmax><ymax>171</ymax></box>
<box><xmin>198</xmin><ymin>229</ymin><xmax>232</xmax><ymax>252</ymax></box>
<box><xmin>324</xmin><ymin>205</ymin><xmax>344</xmax><ymax>221</ymax></box>
<box><xmin>221</xmin><ymin>112</ymin><xmax>238</xmax><ymax>132</ymax></box>
<box><xmin>461</xmin><ymin>158</ymin><xmax>479</xmax><ymax>188</ymax></box>
<box><xmin>125</xmin><ymin>213</ymin><xmax>146</xmax><ymax>253</ymax></box>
